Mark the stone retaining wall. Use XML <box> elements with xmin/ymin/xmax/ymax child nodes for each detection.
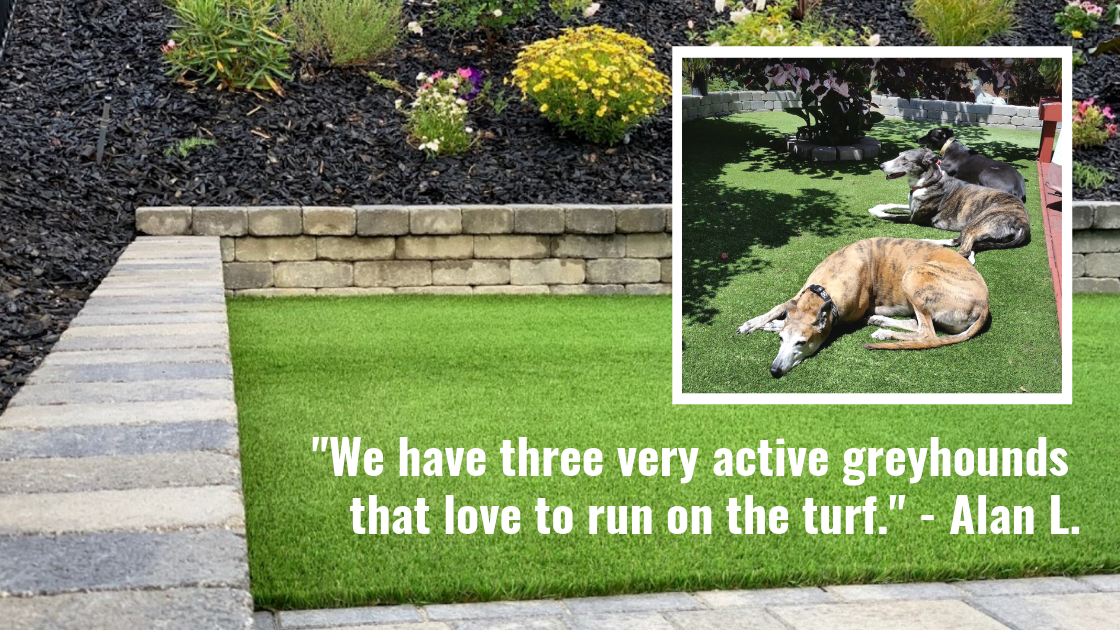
<box><xmin>682</xmin><ymin>91</ymin><xmax>1049</xmax><ymax>131</ymax></box>
<box><xmin>1073</xmin><ymin>201</ymin><xmax>1120</xmax><ymax>293</ymax></box>
<box><xmin>137</xmin><ymin>205</ymin><xmax>672</xmax><ymax>297</ymax></box>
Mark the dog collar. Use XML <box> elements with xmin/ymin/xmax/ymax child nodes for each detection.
<box><xmin>911</xmin><ymin>164</ymin><xmax>945</xmax><ymax>192</ymax></box>
<box><xmin>807</xmin><ymin>284</ymin><xmax>839</xmax><ymax>319</ymax></box>
<box><xmin>940</xmin><ymin>137</ymin><xmax>954</xmax><ymax>155</ymax></box>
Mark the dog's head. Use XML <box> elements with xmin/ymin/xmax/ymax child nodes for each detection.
<box><xmin>879</xmin><ymin>148</ymin><xmax>938</xmax><ymax>187</ymax></box>
<box><xmin>770</xmin><ymin>285</ymin><xmax>837</xmax><ymax>378</ymax></box>
<box><xmin>917</xmin><ymin>127</ymin><xmax>955</xmax><ymax>150</ymax></box>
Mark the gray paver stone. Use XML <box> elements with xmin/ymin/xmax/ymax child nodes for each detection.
<box><xmin>770</xmin><ymin>599</ymin><xmax>1008</xmax><ymax>630</ymax></box>
<box><xmin>1073</xmin><ymin>254</ymin><xmax>1085</xmax><ymax>277</ymax></box>
<box><xmin>0</xmin><ymin>452</ymin><xmax>240</xmax><ymax>494</ymax></box>
<box><xmin>254</xmin><ymin>611</ymin><xmax>277</xmax><ymax>630</ymax></box>
<box><xmin>425</xmin><ymin>600</ymin><xmax>566</xmax><ymax>621</ymax></box>
<box><xmin>356</xmin><ymin>206</ymin><xmax>411</xmax><ymax>235</ymax></box>
<box><xmin>48</xmin><ymin>332</ymin><xmax>228</xmax><ymax>352</ymax></box>
<box><xmin>0</xmin><ymin>421</ymin><xmax>238</xmax><ymax>460</ymax></box>
<box><xmin>304</xmin><ymin>207</ymin><xmax>357</xmax><ymax>235</ymax></box>
<box><xmin>694</xmin><ymin>587</ymin><xmax>835</xmax><ymax>608</ymax></box>
<box><xmin>411</xmin><ymin>207</ymin><xmax>463</xmax><ymax>234</ymax></box>
<box><xmin>0</xmin><ymin>587</ymin><xmax>252</xmax><ymax>630</ymax></box>
<box><xmin>28</xmin><ymin>361</ymin><xmax>231</xmax><ymax>384</ymax></box>
<box><xmin>567</xmin><ymin>612</ymin><xmax>676</xmax><ymax>630</ymax></box>
<box><xmin>0</xmin><ymin>530</ymin><xmax>247</xmax><ymax>595</ymax></box>
<box><xmin>1072</xmin><ymin>204</ymin><xmax>1093</xmax><ymax>230</ymax></box>
<box><xmin>1078</xmin><ymin>574</ymin><xmax>1120</xmax><ymax>592</ymax></box>
<box><xmin>278</xmin><ymin>604</ymin><xmax>422</xmax><ymax>628</ymax></box>
<box><xmin>247</xmin><ymin>207</ymin><xmax>303</xmax><ymax>235</ymax></box>
<box><xmin>462</xmin><ymin>206</ymin><xmax>514</xmax><ymax>234</ymax></box>
<box><xmin>1074</xmin><ymin>277</ymin><xmax>1120</xmax><ymax>293</ymax></box>
<box><xmin>273</xmin><ymin>261</ymin><xmax>353</xmax><ymax>288</ymax></box>
<box><xmin>0</xmin><ymin>399</ymin><xmax>237</xmax><ymax>428</ymax></box>
<box><xmin>451</xmin><ymin>618</ymin><xmax>567</xmax><ymax>630</ymax></box>
<box><xmin>236</xmin><ymin>236</ymin><xmax>317</xmax><ymax>262</ymax></box>
<box><xmin>224</xmin><ymin>262</ymin><xmax>273</xmax><ymax>289</ymax></box>
<box><xmin>971</xmin><ymin>592</ymin><xmax>1120</xmax><ymax>630</ymax></box>
<box><xmin>956</xmin><ymin>577</ymin><xmax>1092</xmax><ymax>598</ymax></box>
<box><xmin>9</xmin><ymin>379</ymin><xmax>233</xmax><ymax>407</ymax></box>
<box><xmin>825</xmin><ymin>582</ymin><xmax>966</xmax><ymax>602</ymax></box>
<box><xmin>615</xmin><ymin>207</ymin><xmax>666</xmax><ymax>233</ymax></box>
<box><xmin>563</xmin><ymin>592</ymin><xmax>702</xmax><ymax>615</ymax></box>
<box><xmin>193</xmin><ymin>207</ymin><xmax>248</xmax><ymax>236</ymax></box>
<box><xmin>513</xmin><ymin>207</ymin><xmax>566</xmax><ymax>234</ymax></box>
<box><xmin>565</xmin><ymin>207</ymin><xmax>616</xmax><ymax>234</ymax></box>
<box><xmin>1095</xmin><ymin>202</ymin><xmax>1120</xmax><ymax>229</ymax></box>
<box><xmin>136</xmin><ymin>207</ymin><xmax>192</xmax><ymax>235</ymax></box>
<box><xmin>664</xmin><ymin>609</ymin><xmax>788</xmax><ymax>630</ymax></box>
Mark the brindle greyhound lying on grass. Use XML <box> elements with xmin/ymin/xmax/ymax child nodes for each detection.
<box><xmin>735</xmin><ymin>238</ymin><xmax>989</xmax><ymax>378</ymax></box>
<box><xmin>868</xmin><ymin>148</ymin><xmax>1030</xmax><ymax>264</ymax></box>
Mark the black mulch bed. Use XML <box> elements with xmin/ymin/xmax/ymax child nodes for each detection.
<box><xmin>0</xmin><ymin>0</ymin><xmax>722</xmax><ymax>411</ymax></box>
<box><xmin>1073</xmin><ymin>134</ymin><xmax>1120</xmax><ymax>201</ymax></box>
<box><xmin>822</xmin><ymin>0</ymin><xmax>1068</xmax><ymax>47</ymax></box>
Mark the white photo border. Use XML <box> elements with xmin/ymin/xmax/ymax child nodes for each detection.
<box><xmin>671</xmin><ymin>46</ymin><xmax>1073</xmax><ymax>405</ymax></box>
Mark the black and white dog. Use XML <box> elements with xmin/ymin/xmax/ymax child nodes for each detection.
<box><xmin>869</xmin><ymin>148</ymin><xmax>1030</xmax><ymax>263</ymax></box>
<box><xmin>917</xmin><ymin>127</ymin><xmax>1026</xmax><ymax>202</ymax></box>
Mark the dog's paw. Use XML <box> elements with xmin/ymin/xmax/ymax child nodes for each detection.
<box><xmin>736</xmin><ymin>321</ymin><xmax>757</xmax><ymax>335</ymax></box>
<box><xmin>870</xmin><ymin>328</ymin><xmax>894</xmax><ymax>341</ymax></box>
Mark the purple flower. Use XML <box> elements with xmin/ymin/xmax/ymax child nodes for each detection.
<box><xmin>456</xmin><ymin>67</ymin><xmax>485</xmax><ymax>101</ymax></box>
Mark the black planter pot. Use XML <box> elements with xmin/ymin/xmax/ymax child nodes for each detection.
<box><xmin>691</xmin><ymin>72</ymin><xmax>708</xmax><ymax>97</ymax></box>
<box><xmin>0</xmin><ymin>0</ymin><xmax>14</xmax><ymax>61</ymax></box>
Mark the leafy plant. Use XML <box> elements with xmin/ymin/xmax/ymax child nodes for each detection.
<box><xmin>1073</xmin><ymin>98</ymin><xmax>1118</xmax><ymax>147</ymax></box>
<box><xmin>478</xmin><ymin>78</ymin><xmax>515</xmax><ymax>114</ymax></box>
<box><xmin>289</xmin><ymin>0</ymin><xmax>401</xmax><ymax>67</ymax></box>
<box><xmin>684</xmin><ymin>58</ymin><xmax>711</xmax><ymax>96</ymax></box>
<box><xmin>1038</xmin><ymin>57</ymin><xmax>1062</xmax><ymax>91</ymax></box>
<box><xmin>510</xmin><ymin>25</ymin><xmax>670</xmax><ymax>145</ymax></box>
<box><xmin>764</xmin><ymin>60</ymin><xmax>884</xmax><ymax>146</ymax></box>
<box><xmin>549</xmin><ymin>0</ymin><xmax>591</xmax><ymax>21</ymax></box>
<box><xmin>436</xmin><ymin>0</ymin><xmax>540</xmax><ymax>35</ymax></box>
<box><xmin>909</xmin><ymin>0</ymin><xmax>1016</xmax><ymax>46</ymax></box>
<box><xmin>165</xmin><ymin>137</ymin><xmax>216</xmax><ymax>158</ymax></box>
<box><xmin>708</xmin><ymin>0</ymin><xmax>866</xmax><ymax>46</ymax></box>
<box><xmin>400</xmin><ymin>69</ymin><xmax>483</xmax><ymax>158</ymax></box>
<box><xmin>368</xmin><ymin>70</ymin><xmax>408</xmax><ymax>94</ymax></box>
<box><xmin>1055</xmin><ymin>1</ymin><xmax>1107</xmax><ymax>38</ymax></box>
<box><xmin>164</xmin><ymin>0</ymin><xmax>293</xmax><ymax>95</ymax></box>
<box><xmin>1074</xmin><ymin>161</ymin><xmax>1116</xmax><ymax>190</ymax></box>
<box><xmin>1005</xmin><ymin>59</ymin><xmax>1056</xmax><ymax>106</ymax></box>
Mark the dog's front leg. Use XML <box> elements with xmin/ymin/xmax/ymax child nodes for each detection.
<box><xmin>868</xmin><ymin>204</ymin><xmax>912</xmax><ymax>221</ymax></box>
<box><xmin>736</xmin><ymin>301</ymin><xmax>791</xmax><ymax>335</ymax></box>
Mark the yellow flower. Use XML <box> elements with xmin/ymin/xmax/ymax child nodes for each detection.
<box><xmin>596</xmin><ymin>105</ymin><xmax>607</xmax><ymax>117</ymax></box>
<box><xmin>607</xmin><ymin>89</ymin><xmax>620</xmax><ymax>98</ymax></box>
<box><xmin>1072</xmin><ymin>30</ymin><xmax>1083</xmax><ymax>39</ymax></box>
<box><xmin>540</xmin><ymin>104</ymin><xmax>549</xmax><ymax>112</ymax></box>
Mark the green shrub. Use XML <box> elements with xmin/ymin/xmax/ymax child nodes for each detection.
<box><xmin>707</xmin><ymin>0</ymin><xmax>865</xmax><ymax>46</ymax></box>
<box><xmin>165</xmin><ymin>137</ymin><xmax>216</xmax><ymax>157</ymax></box>
<box><xmin>1073</xmin><ymin>99</ymin><xmax>1118</xmax><ymax>148</ymax></box>
<box><xmin>289</xmin><ymin>0</ymin><xmax>401</xmax><ymax>67</ymax></box>
<box><xmin>400</xmin><ymin>70</ymin><xmax>480</xmax><ymax>158</ymax></box>
<box><xmin>1074</xmin><ymin>161</ymin><xmax>1115</xmax><ymax>191</ymax></box>
<box><xmin>511</xmin><ymin>26</ymin><xmax>670</xmax><ymax>145</ymax></box>
<box><xmin>910</xmin><ymin>0</ymin><xmax>1016</xmax><ymax>46</ymax></box>
<box><xmin>164</xmin><ymin>0</ymin><xmax>293</xmax><ymax>95</ymax></box>
<box><xmin>436</xmin><ymin>0</ymin><xmax>540</xmax><ymax>34</ymax></box>
<box><xmin>549</xmin><ymin>0</ymin><xmax>591</xmax><ymax>21</ymax></box>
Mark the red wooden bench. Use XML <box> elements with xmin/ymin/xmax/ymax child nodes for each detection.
<box><xmin>1037</xmin><ymin>97</ymin><xmax>1062</xmax><ymax>335</ymax></box>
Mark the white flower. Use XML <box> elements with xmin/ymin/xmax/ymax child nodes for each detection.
<box><xmin>584</xmin><ymin>2</ymin><xmax>600</xmax><ymax>17</ymax></box>
<box><xmin>417</xmin><ymin>72</ymin><xmax>428</xmax><ymax>81</ymax></box>
<box><xmin>450</xmin><ymin>78</ymin><xmax>460</xmax><ymax>88</ymax></box>
<box><xmin>456</xmin><ymin>98</ymin><xmax>467</xmax><ymax>106</ymax></box>
<box><xmin>715</xmin><ymin>0</ymin><xmax>726</xmax><ymax>12</ymax></box>
<box><xmin>867</xmin><ymin>33</ymin><xmax>881</xmax><ymax>46</ymax></box>
<box><xmin>729</xmin><ymin>8</ymin><xmax>749</xmax><ymax>23</ymax></box>
<box><xmin>810</xmin><ymin>40</ymin><xmax>824</xmax><ymax>46</ymax></box>
<box><xmin>407</xmin><ymin>21</ymin><xmax>423</xmax><ymax>35</ymax></box>
<box><xmin>687</xmin><ymin>20</ymin><xmax>694</xmax><ymax>29</ymax></box>
<box><xmin>711</xmin><ymin>41</ymin><xmax>721</xmax><ymax>46</ymax></box>
<box><xmin>465</xmin><ymin>127</ymin><xmax>473</xmax><ymax>133</ymax></box>
<box><xmin>493</xmin><ymin>9</ymin><xmax>502</xmax><ymax>16</ymax></box>
<box><xmin>394</xmin><ymin>98</ymin><xmax>403</xmax><ymax>109</ymax></box>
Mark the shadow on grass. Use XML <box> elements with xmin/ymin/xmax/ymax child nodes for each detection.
<box><xmin>884</xmin><ymin>120</ymin><xmax>1040</xmax><ymax>167</ymax></box>
<box><xmin>681</xmin><ymin>117</ymin><xmax>857</xmax><ymax>325</ymax></box>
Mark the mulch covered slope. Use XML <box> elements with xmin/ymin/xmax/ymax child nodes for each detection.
<box><xmin>0</xmin><ymin>0</ymin><xmax>718</xmax><ymax>410</ymax></box>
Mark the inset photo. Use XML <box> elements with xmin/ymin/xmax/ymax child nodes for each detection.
<box><xmin>672</xmin><ymin>49</ymin><xmax>1072</xmax><ymax>402</ymax></box>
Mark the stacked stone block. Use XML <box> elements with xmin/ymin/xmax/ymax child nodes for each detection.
<box><xmin>681</xmin><ymin>91</ymin><xmax>1050</xmax><ymax>132</ymax></box>
<box><xmin>137</xmin><ymin>205</ymin><xmax>673</xmax><ymax>296</ymax></box>
<box><xmin>1074</xmin><ymin>201</ymin><xmax>1120</xmax><ymax>293</ymax></box>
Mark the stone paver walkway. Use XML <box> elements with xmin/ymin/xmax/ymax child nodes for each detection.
<box><xmin>0</xmin><ymin>237</ymin><xmax>253</xmax><ymax>629</ymax></box>
<box><xmin>253</xmin><ymin>576</ymin><xmax>1120</xmax><ymax>630</ymax></box>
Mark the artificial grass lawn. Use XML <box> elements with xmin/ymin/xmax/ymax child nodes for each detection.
<box><xmin>682</xmin><ymin>112</ymin><xmax>1060</xmax><ymax>393</ymax></box>
<box><xmin>229</xmin><ymin>295</ymin><xmax>1117</xmax><ymax>610</ymax></box>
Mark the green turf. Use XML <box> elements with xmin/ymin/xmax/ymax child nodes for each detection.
<box><xmin>229</xmin><ymin>295</ymin><xmax>1116</xmax><ymax>610</ymax></box>
<box><xmin>682</xmin><ymin>113</ymin><xmax>1060</xmax><ymax>393</ymax></box>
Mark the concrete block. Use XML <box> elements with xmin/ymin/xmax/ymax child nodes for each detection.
<box><xmin>991</xmin><ymin>104</ymin><xmax>1017</xmax><ymax>116</ymax></box>
<box><xmin>837</xmin><ymin>146</ymin><xmax>863</xmax><ymax>160</ymax></box>
<box><xmin>1010</xmin><ymin>116</ymin><xmax>1026</xmax><ymax>126</ymax></box>
<box><xmin>474</xmin><ymin>285</ymin><xmax>549</xmax><ymax>295</ymax></box>
<box><xmin>510</xmin><ymin>259</ymin><xmax>585</xmax><ymax>285</ymax></box>
<box><xmin>661</xmin><ymin>259</ymin><xmax>672</xmax><ymax>283</ymax></box>
<box><xmin>1074</xmin><ymin>277</ymin><xmax>1120</xmax><ymax>293</ymax></box>
<box><xmin>0</xmin><ymin>486</ymin><xmax>244</xmax><ymax>535</ymax></box>
<box><xmin>1073</xmin><ymin>254</ymin><xmax>1086</xmax><ymax>277</ymax></box>
<box><xmin>664</xmin><ymin>610</ymin><xmax>786</xmax><ymax>630</ymax></box>
<box><xmin>988</xmin><ymin>114</ymin><xmax>1012</xmax><ymax>124</ymax></box>
<box><xmin>356</xmin><ymin>206</ymin><xmax>410</xmax><ymax>235</ymax></box>
<box><xmin>223</xmin><ymin>262</ymin><xmax>273</xmax><ymax>290</ymax></box>
<box><xmin>825</xmin><ymin>582</ymin><xmax>965</xmax><ymax>602</ymax></box>
<box><xmin>10</xmin><ymin>379</ymin><xmax>232</xmax><ymax>407</ymax></box>
<box><xmin>1085</xmin><ymin>253</ymin><xmax>1120</xmax><ymax>277</ymax></box>
<box><xmin>695</xmin><ymin>587</ymin><xmax>835</xmax><ymax>608</ymax></box>
<box><xmin>426</xmin><ymin>600</ymin><xmax>565</xmax><ymax>621</ymax></box>
<box><xmin>626</xmin><ymin>283</ymin><xmax>671</xmax><ymax>295</ymax></box>
<box><xmin>0</xmin><ymin>399</ymin><xmax>237</xmax><ymax>429</ymax></box>
<box><xmin>235</xmin><ymin>288</ymin><xmax>316</xmax><ymax>297</ymax></box>
<box><xmin>474</xmin><ymin>235</ymin><xmax>550</xmax><ymax>259</ymax></box>
<box><xmin>549</xmin><ymin>284</ymin><xmax>625</xmax><ymax>295</ymax></box>
<box><xmin>0</xmin><ymin>588</ymin><xmax>252</xmax><ymax>630</ymax></box>
<box><xmin>568</xmin><ymin>613</ymin><xmax>676</xmax><ymax>630</ymax></box>
<box><xmin>616</xmin><ymin>206</ymin><xmax>667</xmax><ymax>233</ymax></box>
<box><xmin>193</xmin><ymin>207</ymin><xmax>248</xmax><ymax>236</ymax></box>
<box><xmin>0</xmin><ymin>451</ymin><xmax>238</xmax><ymax>495</ymax></box>
<box><xmin>395</xmin><ymin>286</ymin><xmax>473</xmax><ymax>295</ymax></box>
<box><xmin>771</xmin><ymin>600</ymin><xmax>1007</xmax><ymax>630</ymax></box>
<box><xmin>136</xmin><ymin>207</ymin><xmax>191</xmax><ymax>236</ymax></box>
<box><xmin>956</xmin><ymin>577</ymin><xmax>1092</xmax><ymax>598</ymax></box>
<box><xmin>461</xmin><ymin>206</ymin><xmax>513</xmax><ymax>234</ymax></box>
<box><xmin>627</xmin><ymin>233</ymin><xmax>671</xmax><ymax>258</ymax></box>
<box><xmin>316</xmin><ymin>287</ymin><xmax>395</xmax><ymax>296</ymax></box>
<box><xmin>235</xmin><ymin>236</ymin><xmax>316</xmax><ymax>262</ymax></box>
<box><xmin>1079</xmin><ymin>574</ymin><xmax>1120</xmax><ymax>591</ymax></box>
<box><xmin>564</xmin><ymin>592</ymin><xmax>702</xmax><ymax>615</ymax></box>
<box><xmin>411</xmin><ymin>206</ymin><xmax>462</xmax><ymax>234</ymax></box>
<box><xmin>1074</xmin><ymin>231</ymin><xmax>1120</xmax><ymax>253</ymax></box>
<box><xmin>971</xmin><ymin>593</ymin><xmax>1120</xmax><ymax>630</ymax></box>
<box><xmin>316</xmin><ymin>237</ymin><xmax>395</xmax><ymax>260</ymax></box>
<box><xmin>396</xmin><ymin>235</ymin><xmax>474</xmax><ymax>260</ymax></box>
<box><xmin>220</xmin><ymin>237</ymin><xmax>235</xmax><ymax>262</ymax></box>
<box><xmin>278</xmin><ymin>605</ymin><xmax>422</xmax><ymax>629</ymax></box>
<box><xmin>432</xmin><ymin>260</ymin><xmax>510</xmax><ymax>285</ymax></box>
<box><xmin>246</xmin><ymin>207</ymin><xmax>301</xmax><ymax>236</ymax></box>
<box><xmin>0</xmin><ymin>420</ymin><xmax>237</xmax><ymax>460</ymax></box>
<box><xmin>513</xmin><ymin>206</ymin><xmax>565</xmax><ymax>234</ymax></box>
<box><xmin>586</xmin><ymin>259</ymin><xmax>661</xmax><ymax>284</ymax></box>
<box><xmin>273</xmin><ymin>261</ymin><xmax>352</xmax><ymax>288</ymax></box>
<box><xmin>552</xmin><ymin>234</ymin><xmax>626</xmax><ymax>258</ymax></box>
<box><xmin>303</xmin><ymin>206</ymin><xmax>355</xmax><ymax>236</ymax></box>
<box><xmin>565</xmin><ymin>206</ymin><xmax>616</xmax><ymax>234</ymax></box>
<box><xmin>354</xmin><ymin>261</ymin><xmax>431</xmax><ymax>287</ymax></box>
<box><xmin>1092</xmin><ymin>202</ymin><xmax>1120</xmax><ymax>228</ymax></box>
<box><xmin>813</xmin><ymin>146</ymin><xmax>837</xmax><ymax>161</ymax></box>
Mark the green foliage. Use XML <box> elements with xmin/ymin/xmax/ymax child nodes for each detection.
<box><xmin>164</xmin><ymin>137</ymin><xmax>216</xmax><ymax>158</ymax></box>
<box><xmin>436</xmin><ymin>0</ymin><xmax>540</xmax><ymax>34</ymax></box>
<box><xmin>1038</xmin><ymin>58</ymin><xmax>1062</xmax><ymax>90</ymax></box>
<box><xmin>402</xmin><ymin>73</ymin><xmax>475</xmax><ymax>158</ymax></box>
<box><xmin>1054</xmin><ymin>1</ymin><xmax>1105</xmax><ymax>38</ymax></box>
<box><xmin>478</xmin><ymin>78</ymin><xmax>515</xmax><ymax>115</ymax></box>
<box><xmin>367</xmin><ymin>70</ymin><xmax>408</xmax><ymax>94</ymax></box>
<box><xmin>164</xmin><ymin>0</ymin><xmax>293</xmax><ymax>95</ymax></box>
<box><xmin>707</xmin><ymin>0</ymin><xmax>865</xmax><ymax>46</ymax></box>
<box><xmin>1004</xmin><ymin>59</ymin><xmax>1056</xmax><ymax>106</ymax></box>
<box><xmin>1074</xmin><ymin>161</ymin><xmax>1115</xmax><ymax>190</ymax></box>
<box><xmin>289</xmin><ymin>0</ymin><xmax>401</xmax><ymax>67</ymax></box>
<box><xmin>910</xmin><ymin>0</ymin><xmax>1016</xmax><ymax>46</ymax></box>
<box><xmin>511</xmin><ymin>26</ymin><xmax>670</xmax><ymax>146</ymax></box>
<box><xmin>1073</xmin><ymin>99</ymin><xmax>1118</xmax><ymax>148</ymax></box>
<box><xmin>766</xmin><ymin>60</ymin><xmax>884</xmax><ymax>145</ymax></box>
<box><xmin>548</xmin><ymin>0</ymin><xmax>591</xmax><ymax>22</ymax></box>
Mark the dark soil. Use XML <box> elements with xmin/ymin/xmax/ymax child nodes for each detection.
<box><xmin>1073</xmin><ymin>135</ymin><xmax>1120</xmax><ymax>201</ymax></box>
<box><xmin>0</xmin><ymin>0</ymin><xmax>718</xmax><ymax>411</ymax></box>
<box><xmin>822</xmin><ymin>0</ymin><xmax>1067</xmax><ymax>47</ymax></box>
